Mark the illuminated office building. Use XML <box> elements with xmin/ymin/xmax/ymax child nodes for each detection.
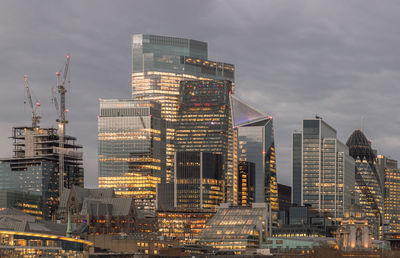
<box><xmin>238</xmin><ymin>161</ymin><xmax>255</xmax><ymax>206</ymax></box>
<box><xmin>0</xmin><ymin>126</ymin><xmax>83</xmax><ymax>219</ymax></box>
<box><xmin>196</xmin><ymin>203</ymin><xmax>272</xmax><ymax>254</ymax></box>
<box><xmin>346</xmin><ymin>130</ymin><xmax>384</xmax><ymax>238</ymax></box>
<box><xmin>157</xmin><ymin>209</ymin><xmax>214</xmax><ymax>243</ymax></box>
<box><xmin>174</xmin><ymin>151</ymin><xmax>224</xmax><ymax>210</ymax></box>
<box><xmin>278</xmin><ymin>183</ymin><xmax>291</xmax><ymax>218</ymax></box>
<box><xmin>377</xmin><ymin>155</ymin><xmax>400</xmax><ymax>233</ymax></box>
<box><xmin>175</xmin><ymin>80</ymin><xmax>234</xmax><ymax>202</ymax></box>
<box><xmin>231</xmin><ymin>95</ymin><xmax>278</xmax><ymax>210</ymax></box>
<box><xmin>0</xmin><ymin>208</ymin><xmax>92</xmax><ymax>256</ymax></box>
<box><xmin>131</xmin><ymin>34</ymin><xmax>235</xmax><ymax>184</ymax></box>
<box><xmin>0</xmin><ymin>190</ymin><xmax>43</xmax><ymax>219</ymax></box>
<box><xmin>292</xmin><ymin>118</ymin><xmax>355</xmax><ymax>220</ymax></box>
<box><xmin>98</xmin><ymin>99</ymin><xmax>165</xmax><ymax>214</ymax></box>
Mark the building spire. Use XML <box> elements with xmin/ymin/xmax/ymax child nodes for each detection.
<box><xmin>361</xmin><ymin>116</ymin><xmax>364</xmax><ymax>132</ymax></box>
<box><xmin>66</xmin><ymin>209</ymin><xmax>72</xmax><ymax>237</ymax></box>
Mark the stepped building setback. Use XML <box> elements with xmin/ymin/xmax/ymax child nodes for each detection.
<box><xmin>292</xmin><ymin>118</ymin><xmax>355</xmax><ymax>220</ymax></box>
<box><xmin>131</xmin><ymin>34</ymin><xmax>235</xmax><ymax>190</ymax></box>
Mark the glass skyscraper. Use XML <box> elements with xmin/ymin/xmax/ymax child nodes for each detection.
<box><xmin>98</xmin><ymin>99</ymin><xmax>165</xmax><ymax>214</ymax></box>
<box><xmin>174</xmin><ymin>151</ymin><xmax>224</xmax><ymax>210</ymax></box>
<box><xmin>292</xmin><ymin>118</ymin><xmax>355</xmax><ymax>220</ymax></box>
<box><xmin>238</xmin><ymin>161</ymin><xmax>255</xmax><ymax>206</ymax></box>
<box><xmin>0</xmin><ymin>126</ymin><xmax>84</xmax><ymax>219</ymax></box>
<box><xmin>231</xmin><ymin>95</ymin><xmax>278</xmax><ymax>210</ymax></box>
<box><xmin>377</xmin><ymin>155</ymin><xmax>400</xmax><ymax>233</ymax></box>
<box><xmin>175</xmin><ymin>80</ymin><xmax>234</xmax><ymax>202</ymax></box>
<box><xmin>131</xmin><ymin>34</ymin><xmax>234</xmax><ymax>184</ymax></box>
<box><xmin>346</xmin><ymin>130</ymin><xmax>384</xmax><ymax>238</ymax></box>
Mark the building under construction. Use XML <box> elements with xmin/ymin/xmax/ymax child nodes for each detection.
<box><xmin>0</xmin><ymin>126</ymin><xmax>84</xmax><ymax>219</ymax></box>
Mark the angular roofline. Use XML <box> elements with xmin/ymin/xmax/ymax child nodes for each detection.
<box><xmin>230</xmin><ymin>95</ymin><xmax>270</xmax><ymax>127</ymax></box>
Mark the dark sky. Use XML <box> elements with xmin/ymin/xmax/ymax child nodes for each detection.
<box><xmin>1</xmin><ymin>1</ymin><xmax>400</xmax><ymax>188</ymax></box>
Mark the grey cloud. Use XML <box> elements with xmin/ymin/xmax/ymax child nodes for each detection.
<box><xmin>1</xmin><ymin>0</ymin><xmax>400</xmax><ymax>187</ymax></box>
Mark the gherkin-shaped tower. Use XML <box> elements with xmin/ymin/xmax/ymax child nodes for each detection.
<box><xmin>346</xmin><ymin>130</ymin><xmax>384</xmax><ymax>239</ymax></box>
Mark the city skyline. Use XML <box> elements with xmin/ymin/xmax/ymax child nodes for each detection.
<box><xmin>1</xmin><ymin>1</ymin><xmax>400</xmax><ymax>188</ymax></box>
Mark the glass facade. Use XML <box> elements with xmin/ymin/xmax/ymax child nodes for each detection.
<box><xmin>293</xmin><ymin>118</ymin><xmax>355</xmax><ymax>220</ymax></box>
<box><xmin>0</xmin><ymin>190</ymin><xmax>43</xmax><ymax>219</ymax></box>
<box><xmin>174</xmin><ymin>152</ymin><xmax>224</xmax><ymax>210</ymax></box>
<box><xmin>175</xmin><ymin>80</ymin><xmax>233</xmax><ymax>202</ymax></box>
<box><xmin>131</xmin><ymin>34</ymin><xmax>234</xmax><ymax>185</ymax></box>
<box><xmin>98</xmin><ymin>99</ymin><xmax>165</xmax><ymax>213</ymax></box>
<box><xmin>378</xmin><ymin>156</ymin><xmax>400</xmax><ymax>233</ymax></box>
<box><xmin>0</xmin><ymin>231</ymin><xmax>92</xmax><ymax>257</ymax></box>
<box><xmin>231</xmin><ymin>95</ymin><xmax>278</xmax><ymax>210</ymax></box>
<box><xmin>157</xmin><ymin>209</ymin><xmax>214</xmax><ymax>243</ymax></box>
<box><xmin>238</xmin><ymin>161</ymin><xmax>255</xmax><ymax>206</ymax></box>
<box><xmin>346</xmin><ymin>130</ymin><xmax>384</xmax><ymax>239</ymax></box>
<box><xmin>278</xmin><ymin>183</ymin><xmax>291</xmax><ymax>213</ymax></box>
<box><xmin>0</xmin><ymin>127</ymin><xmax>83</xmax><ymax>219</ymax></box>
<box><xmin>196</xmin><ymin>203</ymin><xmax>271</xmax><ymax>254</ymax></box>
<box><xmin>292</xmin><ymin>132</ymin><xmax>302</xmax><ymax>206</ymax></box>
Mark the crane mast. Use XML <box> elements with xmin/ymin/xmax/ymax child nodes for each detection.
<box><xmin>55</xmin><ymin>54</ymin><xmax>70</xmax><ymax>196</ymax></box>
<box><xmin>24</xmin><ymin>75</ymin><xmax>41</xmax><ymax>127</ymax></box>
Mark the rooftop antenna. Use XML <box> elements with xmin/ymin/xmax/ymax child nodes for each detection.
<box><xmin>361</xmin><ymin>116</ymin><xmax>364</xmax><ymax>132</ymax></box>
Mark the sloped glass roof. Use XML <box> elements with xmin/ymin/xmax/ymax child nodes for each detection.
<box><xmin>197</xmin><ymin>205</ymin><xmax>265</xmax><ymax>240</ymax></box>
<box><xmin>230</xmin><ymin>95</ymin><xmax>269</xmax><ymax>127</ymax></box>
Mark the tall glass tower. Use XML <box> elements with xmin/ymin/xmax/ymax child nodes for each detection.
<box><xmin>131</xmin><ymin>34</ymin><xmax>234</xmax><ymax>183</ymax></box>
<box><xmin>174</xmin><ymin>151</ymin><xmax>224</xmax><ymax>210</ymax></box>
<box><xmin>292</xmin><ymin>118</ymin><xmax>355</xmax><ymax>220</ymax></box>
<box><xmin>98</xmin><ymin>99</ymin><xmax>165</xmax><ymax>214</ymax></box>
<box><xmin>231</xmin><ymin>95</ymin><xmax>278</xmax><ymax>210</ymax></box>
<box><xmin>346</xmin><ymin>130</ymin><xmax>384</xmax><ymax>239</ymax></box>
<box><xmin>377</xmin><ymin>155</ymin><xmax>400</xmax><ymax>233</ymax></box>
<box><xmin>175</xmin><ymin>80</ymin><xmax>233</xmax><ymax>202</ymax></box>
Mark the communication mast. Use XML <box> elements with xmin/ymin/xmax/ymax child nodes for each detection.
<box><xmin>53</xmin><ymin>54</ymin><xmax>70</xmax><ymax>196</ymax></box>
<box><xmin>23</xmin><ymin>75</ymin><xmax>41</xmax><ymax>127</ymax></box>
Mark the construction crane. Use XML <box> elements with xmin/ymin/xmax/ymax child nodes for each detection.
<box><xmin>51</xmin><ymin>87</ymin><xmax>60</xmax><ymax>117</ymax></box>
<box><xmin>53</xmin><ymin>54</ymin><xmax>70</xmax><ymax>196</ymax></box>
<box><xmin>23</xmin><ymin>75</ymin><xmax>41</xmax><ymax>127</ymax></box>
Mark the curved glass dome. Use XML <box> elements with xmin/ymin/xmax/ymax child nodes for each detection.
<box><xmin>346</xmin><ymin>129</ymin><xmax>375</xmax><ymax>162</ymax></box>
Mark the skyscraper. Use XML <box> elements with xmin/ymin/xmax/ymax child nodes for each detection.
<box><xmin>377</xmin><ymin>155</ymin><xmax>400</xmax><ymax>233</ymax></box>
<box><xmin>98</xmin><ymin>99</ymin><xmax>165</xmax><ymax>213</ymax></box>
<box><xmin>346</xmin><ymin>130</ymin><xmax>384</xmax><ymax>238</ymax></box>
<box><xmin>231</xmin><ymin>95</ymin><xmax>278</xmax><ymax>210</ymax></box>
<box><xmin>292</xmin><ymin>117</ymin><xmax>355</xmax><ymax>220</ymax></box>
<box><xmin>174</xmin><ymin>151</ymin><xmax>224</xmax><ymax>210</ymax></box>
<box><xmin>0</xmin><ymin>126</ymin><xmax>84</xmax><ymax>219</ymax></box>
<box><xmin>175</xmin><ymin>80</ymin><xmax>234</xmax><ymax>202</ymax></box>
<box><xmin>237</xmin><ymin>161</ymin><xmax>255</xmax><ymax>206</ymax></box>
<box><xmin>131</xmin><ymin>34</ymin><xmax>235</xmax><ymax>183</ymax></box>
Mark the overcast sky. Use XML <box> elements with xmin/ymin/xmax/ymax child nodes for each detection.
<box><xmin>1</xmin><ymin>1</ymin><xmax>400</xmax><ymax>188</ymax></box>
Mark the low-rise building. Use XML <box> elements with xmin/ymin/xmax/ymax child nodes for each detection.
<box><xmin>196</xmin><ymin>203</ymin><xmax>272</xmax><ymax>254</ymax></box>
<box><xmin>0</xmin><ymin>208</ymin><xmax>92</xmax><ymax>257</ymax></box>
<box><xmin>157</xmin><ymin>209</ymin><xmax>214</xmax><ymax>243</ymax></box>
<box><xmin>88</xmin><ymin>233</ymin><xmax>178</xmax><ymax>256</ymax></box>
<box><xmin>336</xmin><ymin>204</ymin><xmax>372</xmax><ymax>250</ymax></box>
<box><xmin>58</xmin><ymin>185</ymin><xmax>155</xmax><ymax>235</ymax></box>
<box><xmin>262</xmin><ymin>237</ymin><xmax>335</xmax><ymax>253</ymax></box>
